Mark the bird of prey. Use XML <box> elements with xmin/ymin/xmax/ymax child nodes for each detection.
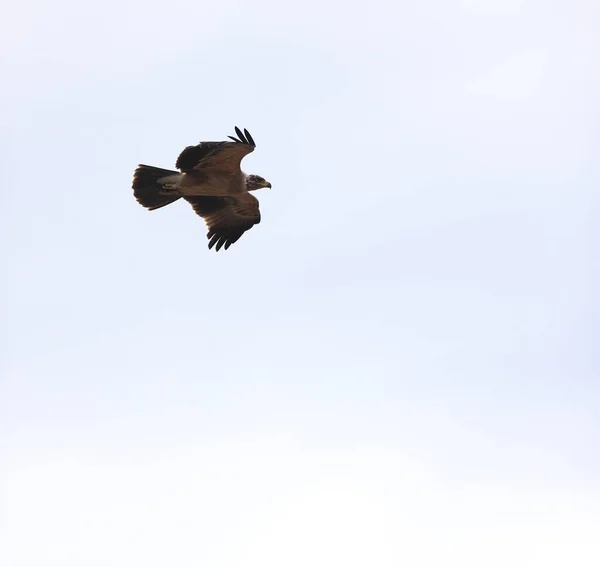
<box><xmin>132</xmin><ymin>127</ymin><xmax>271</xmax><ymax>251</ymax></box>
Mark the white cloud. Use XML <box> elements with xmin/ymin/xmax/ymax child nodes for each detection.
<box><xmin>2</xmin><ymin>440</ymin><xmax>599</xmax><ymax>567</ymax></box>
<box><xmin>460</xmin><ymin>0</ymin><xmax>526</xmax><ymax>15</ymax></box>
<box><xmin>467</xmin><ymin>50</ymin><xmax>549</xmax><ymax>101</ymax></box>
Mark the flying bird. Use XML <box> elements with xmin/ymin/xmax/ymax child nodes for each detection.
<box><xmin>132</xmin><ymin>127</ymin><xmax>271</xmax><ymax>251</ymax></box>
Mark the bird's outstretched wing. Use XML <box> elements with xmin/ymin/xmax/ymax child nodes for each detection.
<box><xmin>176</xmin><ymin>127</ymin><xmax>256</xmax><ymax>173</ymax></box>
<box><xmin>184</xmin><ymin>192</ymin><xmax>261</xmax><ymax>251</ymax></box>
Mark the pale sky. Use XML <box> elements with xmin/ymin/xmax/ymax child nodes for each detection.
<box><xmin>1</xmin><ymin>1</ymin><xmax>599</xmax><ymax>566</ymax></box>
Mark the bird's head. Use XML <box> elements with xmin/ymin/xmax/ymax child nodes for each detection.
<box><xmin>246</xmin><ymin>174</ymin><xmax>272</xmax><ymax>191</ymax></box>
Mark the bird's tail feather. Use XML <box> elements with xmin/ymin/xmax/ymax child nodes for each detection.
<box><xmin>132</xmin><ymin>165</ymin><xmax>182</xmax><ymax>211</ymax></box>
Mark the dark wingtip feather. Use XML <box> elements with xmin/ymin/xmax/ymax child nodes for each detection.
<box><xmin>229</xmin><ymin>126</ymin><xmax>255</xmax><ymax>147</ymax></box>
<box><xmin>244</xmin><ymin>129</ymin><xmax>256</xmax><ymax>146</ymax></box>
<box><xmin>234</xmin><ymin>126</ymin><xmax>248</xmax><ymax>144</ymax></box>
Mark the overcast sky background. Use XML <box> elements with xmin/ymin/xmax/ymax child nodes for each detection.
<box><xmin>1</xmin><ymin>0</ymin><xmax>599</xmax><ymax>565</ymax></box>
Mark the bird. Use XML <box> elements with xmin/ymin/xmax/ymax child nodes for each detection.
<box><xmin>132</xmin><ymin>127</ymin><xmax>271</xmax><ymax>251</ymax></box>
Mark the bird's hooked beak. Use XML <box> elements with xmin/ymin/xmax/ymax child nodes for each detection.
<box><xmin>266</xmin><ymin>182</ymin><xmax>272</xmax><ymax>189</ymax></box>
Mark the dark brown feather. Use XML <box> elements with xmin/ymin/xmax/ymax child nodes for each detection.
<box><xmin>184</xmin><ymin>194</ymin><xmax>261</xmax><ymax>251</ymax></box>
<box><xmin>234</xmin><ymin>126</ymin><xmax>247</xmax><ymax>144</ymax></box>
<box><xmin>176</xmin><ymin>128</ymin><xmax>257</xmax><ymax>172</ymax></box>
<box><xmin>132</xmin><ymin>164</ymin><xmax>181</xmax><ymax>210</ymax></box>
<box><xmin>244</xmin><ymin>129</ymin><xmax>256</xmax><ymax>147</ymax></box>
<box><xmin>175</xmin><ymin>142</ymin><xmax>227</xmax><ymax>172</ymax></box>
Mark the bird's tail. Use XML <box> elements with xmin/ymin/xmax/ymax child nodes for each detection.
<box><xmin>132</xmin><ymin>165</ymin><xmax>182</xmax><ymax>210</ymax></box>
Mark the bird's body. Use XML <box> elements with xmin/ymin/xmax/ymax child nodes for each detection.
<box><xmin>132</xmin><ymin>127</ymin><xmax>271</xmax><ymax>251</ymax></box>
<box><xmin>178</xmin><ymin>170</ymin><xmax>245</xmax><ymax>195</ymax></box>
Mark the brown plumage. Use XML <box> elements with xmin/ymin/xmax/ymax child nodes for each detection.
<box><xmin>132</xmin><ymin>127</ymin><xmax>271</xmax><ymax>251</ymax></box>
